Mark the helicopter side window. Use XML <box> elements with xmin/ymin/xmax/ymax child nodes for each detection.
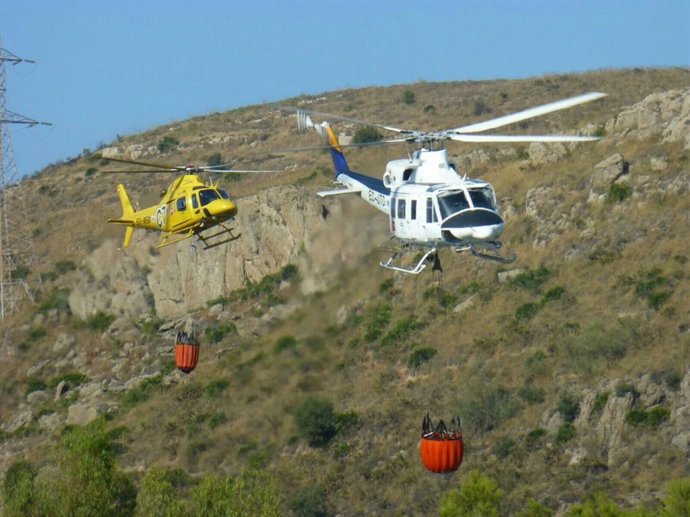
<box><xmin>468</xmin><ymin>187</ymin><xmax>496</xmax><ymax>210</ymax></box>
<box><xmin>191</xmin><ymin>194</ymin><xmax>199</xmax><ymax>209</ymax></box>
<box><xmin>410</xmin><ymin>200</ymin><xmax>417</xmax><ymax>220</ymax></box>
<box><xmin>438</xmin><ymin>192</ymin><xmax>469</xmax><ymax>219</ymax></box>
<box><xmin>176</xmin><ymin>198</ymin><xmax>187</xmax><ymax>211</ymax></box>
<box><xmin>426</xmin><ymin>198</ymin><xmax>437</xmax><ymax>223</ymax></box>
<box><xmin>397</xmin><ymin>199</ymin><xmax>406</xmax><ymax>219</ymax></box>
<box><xmin>390</xmin><ymin>198</ymin><xmax>396</xmax><ymax>218</ymax></box>
<box><xmin>199</xmin><ymin>189</ymin><xmax>220</xmax><ymax>206</ymax></box>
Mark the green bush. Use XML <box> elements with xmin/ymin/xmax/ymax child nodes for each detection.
<box><xmin>517</xmin><ymin>499</ymin><xmax>554</xmax><ymax>517</ymax></box>
<box><xmin>134</xmin><ymin>468</ymin><xmax>185</xmax><ymax>517</ymax></box>
<box><xmin>565</xmin><ymin>494</ymin><xmax>624</xmax><ymax>516</ymax></box>
<box><xmin>3</xmin><ymin>461</ymin><xmax>38</xmax><ymax>517</ymax></box>
<box><xmin>123</xmin><ymin>375</ymin><xmax>162</xmax><ymax>407</ymax></box>
<box><xmin>518</xmin><ymin>385</ymin><xmax>545</xmax><ymax>405</ymax></box>
<box><xmin>402</xmin><ymin>90</ymin><xmax>416</xmax><ymax>105</ymax></box>
<box><xmin>423</xmin><ymin>286</ymin><xmax>458</xmax><ymax>309</ymax></box>
<box><xmin>34</xmin><ymin>418</ymin><xmax>135</xmax><ymax>516</ymax></box>
<box><xmin>54</xmin><ymin>259</ymin><xmax>77</xmax><ymax>274</ymax></box>
<box><xmin>206</xmin><ymin>152</ymin><xmax>223</xmax><ymax>168</ymax></box>
<box><xmin>525</xmin><ymin>428</ymin><xmax>547</xmax><ymax>452</ymax></box>
<box><xmin>492</xmin><ymin>438</ymin><xmax>516</xmax><ymax>459</ymax></box>
<box><xmin>204</xmin><ymin>379</ymin><xmax>229</xmax><ymax>398</ymax></box>
<box><xmin>511</xmin><ymin>266</ymin><xmax>551</xmax><ymax>294</ymax></box>
<box><xmin>49</xmin><ymin>371</ymin><xmax>89</xmax><ymax>389</ymax></box>
<box><xmin>205</xmin><ymin>323</ymin><xmax>236</xmax><ymax>343</ymax></box>
<box><xmin>516</xmin><ymin>302</ymin><xmax>540</xmax><ymax>321</ymax></box>
<box><xmin>157</xmin><ymin>135</ymin><xmax>179</xmax><ymax>153</ymax></box>
<box><xmin>658</xmin><ymin>477</ymin><xmax>690</xmax><ymax>517</ymax></box>
<box><xmin>85</xmin><ymin>311</ymin><xmax>116</xmax><ymax>331</ymax></box>
<box><xmin>26</xmin><ymin>377</ymin><xmax>47</xmax><ymax>394</ymax></box>
<box><xmin>27</xmin><ymin>327</ymin><xmax>47</xmax><ymax>341</ymax></box>
<box><xmin>555</xmin><ymin>423</ymin><xmax>576</xmax><ymax>444</ymax></box>
<box><xmin>274</xmin><ymin>335</ymin><xmax>298</xmax><ymax>353</ymax></box>
<box><xmin>460</xmin><ymin>386</ymin><xmax>520</xmax><ymax>433</ymax></box>
<box><xmin>439</xmin><ymin>470</ymin><xmax>503</xmax><ymax>517</ymax></box>
<box><xmin>615</xmin><ymin>382</ymin><xmax>640</xmax><ymax>399</ymax></box>
<box><xmin>634</xmin><ymin>268</ymin><xmax>671</xmax><ymax>309</ymax></box>
<box><xmin>625</xmin><ymin>407</ymin><xmax>670</xmax><ymax>429</ymax></box>
<box><xmin>557</xmin><ymin>392</ymin><xmax>580</xmax><ymax>423</ymax></box>
<box><xmin>608</xmin><ymin>182</ymin><xmax>632</xmax><ymax>202</ymax></box>
<box><xmin>592</xmin><ymin>391</ymin><xmax>609</xmax><ymax>413</ymax></box>
<box><xmin>294</xmin><ymin>396</ymin><xmax>337</xmax><ymax>447</ymax></box>
<box><xmin>288</xmin><ymin>484</ymin><xmax>329</xmax><ymax>517</ymax></box>
<box><xmin>653</xmin><ymin>368</ymin><xmax>682</xmax><ymax>391</ymax></box>
<box><xmin>10</xmin><ymin>264</ymin><xmax>30</xmax><ymax>280</ymax></box>
<box><xmin>38</xmin><ymin>287</ymin><xmax>71</xmax><ymax>314</ymax></box>
<box><xmin>188</xmin><ymin>469</ymin><xmax>281</xmax><ymax>517</ymax></box>
<box><xmin>408</xmin><ymin>347</ymin><xmax>438</xmax><ymax>370</ymax></box>
<box><xmin>352</xmin><ymin>126</ymin><xmax>382</xmax><ymax>144</ymax></box>
<box><xmin>565</xmin><ymin>322</ymin><xmax>637</xmax><ymax>373</ymax></box>
<box><xmin>380</xmin><ymin>316</ymin><xmax>426</xmax><ymax>347</ymax></box>
<box><xmin>473</xmin><ymin>99</ymin><xmax>492</xmax><ymax>116</ymax></box>
<box><xmin>208</xmin><ymin>412</ymin><xmax>227</xmax><ymax>429</ymax></box>
<box><xmin>364</xmin><ymin>304</ymin><xmax>392</xmax><ymax>342</ymax></box>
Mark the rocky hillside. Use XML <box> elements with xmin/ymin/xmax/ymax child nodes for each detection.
<box><xmin>1</xmin><ymin>68</ymin><xmax>689</xmax><ymax>515</ymax></box>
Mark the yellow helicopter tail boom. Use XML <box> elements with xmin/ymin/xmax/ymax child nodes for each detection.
<box><xmin>107</xmin><ymin>184</ymin><xmax>136</xmax><ymax>247</ymax></box>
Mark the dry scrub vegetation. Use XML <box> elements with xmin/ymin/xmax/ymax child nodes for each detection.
<box><xmin>2</xmin><ymin>68</ymin><xmax>690</xmax><ymax>515</ymax></box>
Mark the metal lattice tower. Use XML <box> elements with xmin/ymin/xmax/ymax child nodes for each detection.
<box><xmin>0</xmin><ymin>37</ymin><xmax>50</xmax><ymax>319</ymax></box>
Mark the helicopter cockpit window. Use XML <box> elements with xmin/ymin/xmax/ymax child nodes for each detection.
<box><xmin>198</xmin><ymin>189</ymin><xmax>221</xmax><ymax>206</ymax></box>
<box><xmin>438</xmin><ymin>192</ymin><xmax>469</xmax><ymax>219</ymax></box>
<box><xmin>176</xmin><ymin>198</ymin><xmax>187</xmax><ymax>211</ymax></box>
<box><xmin>191</xmin><ymin>194</ymin><xmax>199</xmax><ymax>209</ymax></box>
<box><xmin>468</xmin><ymin>187</ymin><xmax>496</xmax><ymax>210</ymax></box>
<box><xmin>218</xmin><ymin>189</ymin><xmax>230</xmax><ymax>200</ymax></box>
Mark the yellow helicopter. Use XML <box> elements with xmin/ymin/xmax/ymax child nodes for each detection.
<box><xmin>97</xmin><ymin>155</ymin><xmax>276</xmax><ymax>249</ymax></box>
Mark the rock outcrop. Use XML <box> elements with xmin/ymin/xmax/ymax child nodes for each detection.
<box><xmin>69</xmin><ymin>185</ymin><xmax>389</xmax><ymax>319</ymax></box>
<box><xmin>605</xmin><ymin>87</ymin><xmax>690</xmax><ymax>149</ymax></box>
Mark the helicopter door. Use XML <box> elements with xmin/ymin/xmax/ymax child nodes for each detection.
<box><xmin>421</xmin><ymin>196</ymin><xmax>441</xmax><ymax>240</ymax></box>
<box><xmin>394</xmin><ymin>197</ymin><xmax>412</xmax><ymax>239</ymax></box>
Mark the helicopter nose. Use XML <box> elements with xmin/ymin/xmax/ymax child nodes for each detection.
<box><xmin>208</xmin><ymin>199</ymin><xmax>237</xmax><ymax>218</ymax></box>
<box><xmin>441</xmin><ymin>209</ymin><xmax>504</xmax><ymax>240</ymax></box>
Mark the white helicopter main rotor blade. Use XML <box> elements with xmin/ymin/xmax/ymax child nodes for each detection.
<box><xmin>449</xmin><ymin>134</ymin><xmax>601</xmax><ymax>143</ymax></box>
<box><xmin>450</xmin><ymin>92</ymin><xmax>607</xmax><ymax>134</ymax></box>
<box><xmin>286</xmin><ymin>107</ymin><xmax>410</xmax><ymax>134</ymax></box>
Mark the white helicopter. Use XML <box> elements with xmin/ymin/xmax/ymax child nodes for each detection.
<box><xmin>294</xmin><ymin>92</ymin><xmax>606</xmax><ymax>274</ymax></box>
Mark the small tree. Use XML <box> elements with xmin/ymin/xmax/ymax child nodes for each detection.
<box><xmin>34</xmin><ymin>418</ymin><xmax>135</xmax><ymax>516</ymax></box>
<box><xmin>135</xmin><ymin>468</ymin><xmax>185</xmax><ymax>517</ymax></box>
<box><xmin>402</xmin><ymin>90</ymin><xmax>416</xmax><ymax>104</ymax></box>
<box><xmin>294</xmin><ymin>396</ymin><xmax>337</xmax><ymax>446</ymax></box>
<box><xmin>288</xmin><ymin>485</ymin><xmax>329</xmax><ymax>517</ymax></box>
<box><xmin>3</xmin><ymin>461</ymin><xmax>38</xmax><ymax>517</ymax></box>
<box><xmin>439</xmin><ymin>470</ymin><xmax>503</xmax><ymax>517</ymax></box>
<box><xmin>658</xmin><ymin>477</ymin><xmax>690</xmax><ymax>517</ymax></box>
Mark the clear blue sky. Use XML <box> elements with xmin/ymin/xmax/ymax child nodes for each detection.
<box><xmin>2</xmin><ymin>0</ymin><xmax>689</xmax><ymax>178</ymax></box>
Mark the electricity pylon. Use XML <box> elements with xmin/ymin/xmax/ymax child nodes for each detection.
<box><xmin>0</xmin><ymin>37</ymin><xmax>51</xmax><ymax>319</ymax></box>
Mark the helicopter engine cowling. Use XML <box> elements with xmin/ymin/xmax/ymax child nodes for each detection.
<box><xmin>441</xmin><ymin>209</ymin><xmax>504</xmax><ymax>241</ymax></box>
